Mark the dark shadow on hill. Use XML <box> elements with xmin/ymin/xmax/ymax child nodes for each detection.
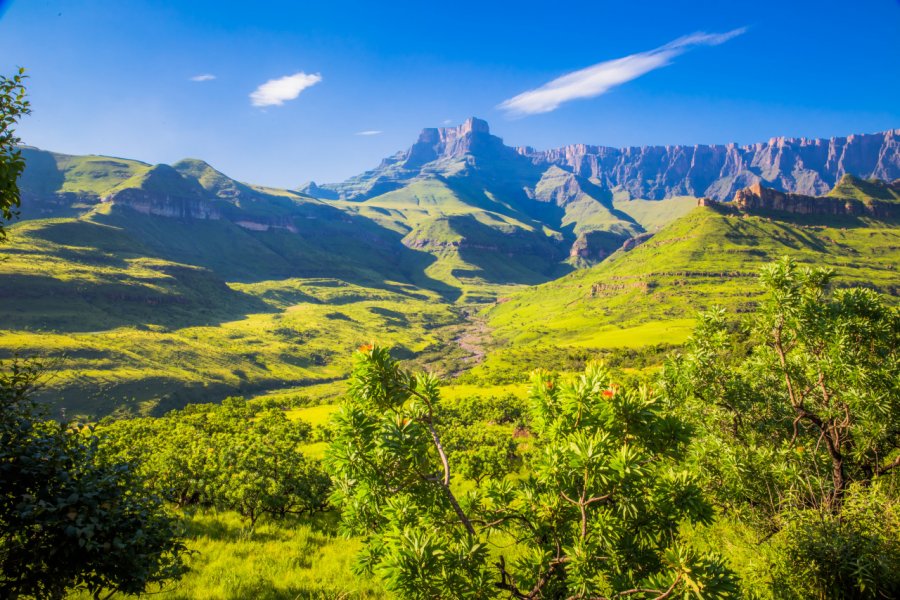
<box><xmin>0</xmin><ymin>202</ymin><xmax>463</xmax><ymax>333</ymax></box>
<box><xmin>577</xmin><ymin>177</ymin><xmax>643</xmax><ymax>226</ymax></box>
<box><xmin>447</xmin><ymin>173</ymin><xmax>574</xmax><ymax>242</ymax></box>
<box><xmin>445</xmin><ymin>215</ymin><xmax>568</xmax><ymax>285</ymax></box>
<box><xmin>0</xmin><ymin>278</ymin><xmax>271</xmax><ymax>333</ymax></box>
<box><xmin>91</xmin><ymin>203</ymin><xmax>462</xmax><ymax>301</ymax></box>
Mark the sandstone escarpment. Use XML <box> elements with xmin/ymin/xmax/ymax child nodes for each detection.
<box><xmin>307</xmin><ymin>119</ymin><xmax>900</xmax><ymax>204</ymax></box>
<box><xmin>725</xmin><ymin>182</ymin><xmax>899</xmax><ymax>218</ymax></box>
<box><xmin>520</xmin><ymin>130</ymin><xmax>900</xmax><ymax>201</ymax></box>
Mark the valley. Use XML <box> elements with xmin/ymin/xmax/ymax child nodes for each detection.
<box><xmin>3</xmin><ymin>119</ymin><xmax>899</xmax><ymax>418</ymax></box>
<box><xmin>4</xmin><ymin>5</ymin><xmax>900</xmax><ymax>598</ymax></box>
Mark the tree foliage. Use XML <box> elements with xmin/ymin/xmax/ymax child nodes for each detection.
<box><xmin>327</xmin><ymin>347</ymin><xmax>738</xmax><ymax>599</ymax></box>
<box><xmin>0</xmin><ymin>67</ymin><xmax>30</xmax><ymax>242</ymax></box>
<box><xmin>97</xmin><ymin>397</ymin><xmax>331</xmax><ymax>527</ymax></box>
<box><xmin>663</xmin><ymin>256</ymin><xmax>900</xmax><ymax>597</ymax></box>
<box><xmin>0</xmin><ymin>358</ymin><xmax>188</xmax><ymax>599</ymax></box>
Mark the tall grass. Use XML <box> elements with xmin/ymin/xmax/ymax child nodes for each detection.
<box><xmin>68</xmin><ymin>510</ymin><xmax>385</xmax><ymax>600</ymax></box>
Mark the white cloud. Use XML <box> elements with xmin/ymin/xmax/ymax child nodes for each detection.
<box><xmin>355</xmin><ymin>130</ymin><xmax>382</xmax><ymax>136</ymax></box>
<box><xmin>190</xmin><ymin>74</ymin><xmax>216</xmax><ymax>82</ymax></box>
<box><xmin>498</xmin><ymin>27</ymin><xmax>747</xmax><ymax>116</ymax></box>
<box><xmin>250</xmin><ymin>72</ymin><xmax>322</xmax><ymax>107</ymax></box>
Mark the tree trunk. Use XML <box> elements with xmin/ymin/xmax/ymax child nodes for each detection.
<box><xmin>831</xmin><ymin>453</ymin><xmax>845</xmax><ymax>506</ymax></box>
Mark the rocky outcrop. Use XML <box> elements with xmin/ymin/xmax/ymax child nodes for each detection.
<box><xmin>521</xmin><ymin>130</ymin><xmax>900</xmax><ymax>201</ymax></box>
<box><xmin>405</xmin><ymin>117</ymin><xmax>498</xmax><ymax>168</ymax></box>
<box><xmin>569</xmin><ymin>230</ymin><xmax>630</xmax><ymax>262</ymax></box>
<box><xmin>620</xmin><ymin>232</ymin><xmax>654</xmax><ymax>253</ymax></box>
<box><xmin>106</xmin><ymin>187</ymin><xmax>224</xmax><ymax>220</ymax></box>
<box><xmin>714</xmin><ymin>182</ymin><xmax>899</xmax><ymax>218</ymax></box>
<box><xmin>306</xmin><ymin>118</ymin><xmax>534</xmax><ymax>200</ymax></box>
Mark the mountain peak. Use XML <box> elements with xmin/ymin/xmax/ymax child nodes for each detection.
<box><xmin>415</xmin><ymin>117</ymin><xmax>490</xmax><ymax>145</ymax></box>
<box><xmin>406</xmin><ymin>117</ymin><xmax>502</xmax><ymax>168</ymax></box>
<box><xmin>459</xmin><ymin>116</ymin><xmax>490</xmax><ymax>135</ymax></box>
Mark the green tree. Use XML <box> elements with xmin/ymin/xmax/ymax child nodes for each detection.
<box><xmin>97</xmin><ymin>398</ymin><xmax>331</xmax><ymax>527</ymax></box>
<box><xmin>216</xmin><ymin>408</ymin><xmax>330</xmax><ymax>526</ymax></box>
<box><xmin>0</xmin><ymin>68</ymin><xmax>30</xmax><ymax>241</ymax></box>
<box><xmin>663</xmin><ymin>257</ymin><xmax>900</xmax><ymax>597</ymax></box>
<box><xmin>665</xmin><ymin>257</ymin><xmax>899</xmax><ymax>512</ymax></box>
<box><xmin>0</xmin><ymin>358</ymin><xmax>189</xmax><ymax>599</ymax></box>
<box><xmin>443</xmin><ymin>422</ymin><xmax>518</xmax><ymax>487</ymax></box>
<box><xmin>327</xmin><ymin>347</ymin><xmax>737</xmax><ymax>599</ymax></box>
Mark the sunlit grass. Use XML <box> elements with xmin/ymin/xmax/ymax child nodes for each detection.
<box><xmin>66</xmin><ymin>510</ymin><xmax>385</xmax><ymax>600</ymax></box>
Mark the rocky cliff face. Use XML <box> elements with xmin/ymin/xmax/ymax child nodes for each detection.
<box><xmin>308</xmin><ymin>118</ymin><xmax>534</xmax><ymax>201</ymax></box>
<box><xmin>404</xmin><ymin>117</ymin><xmax>500</xmax><ymax>168</ymax></box>
<box><xmin>520</xmin><ymin>130</ymin><xmax>900</xmax><ymax>201</ymax></box>
<box><xmin>700</xmin><ymin>181</ymin><xmax>900</xmax><ymax>219</ymax></box>
<box><xmin>304</xmin><ymin>118</ymin><xmax>900</xmax><ymax>204</ymax></box>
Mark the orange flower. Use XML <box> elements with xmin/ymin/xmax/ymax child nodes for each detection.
<box><xmin>602</xmin><ymin>390</ymin><xmax>614</xmax><ymax>398</ymax></box>
<box><xmin>358</xmin><ymin>344</ymin><xmax>373</xmax><ymax>353</ymax></box>
<box><xmin>545</xmin><ymin>381</ymin><xmax>554</xmax><ymax>390</ymax></box>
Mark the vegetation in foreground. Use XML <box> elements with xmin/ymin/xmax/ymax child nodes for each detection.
<box><xmin>326</xmin><ymin>258</ymin><xmax>898</xmax><ymax>599</ymax></box>
<box><xmin>2</xmin><ymin>258</ymin><xmax>898</xmax><ymax>599</ymax></box>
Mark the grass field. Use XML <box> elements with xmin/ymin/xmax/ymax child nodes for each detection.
<box><xmin>66</xmin><ymin>511</ymin><xmax>385</xmax><ymax>600</ymax></box>
<box><xmin>0</xmin><ymin>217</ymin><xmax>462</xmax><ymax>417</ymax></box>
<box><xmin>487</xmin><ymin>206</ymin><xmax>899</xmax><ymax>349</ymax></box>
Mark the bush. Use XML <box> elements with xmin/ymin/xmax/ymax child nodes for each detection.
<box><xmin>0</xmin><ymin>358</ymin><xmax>188</xmax><ymax>599</ymax></box>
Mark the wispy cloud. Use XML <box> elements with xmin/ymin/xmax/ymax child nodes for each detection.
<box><xmin>498</xmin><ymin>28</ymin><xmax>747</xmax><ymax>116</ymax></box>
<box><xmin>250</xmin><ymin>72</ymin><xmax>322</xmax><ymax>107</ymax></box>
<box><xmin>190</xmin><ymin>74</ymin><xmax>216</xmax><ymax>82</ymax></box>
<box><xmin>355</xmin><ymin>130</ymin><xmax>383</xmax><ymax>136</ymax></box>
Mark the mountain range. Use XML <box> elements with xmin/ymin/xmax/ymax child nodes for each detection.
<box><xmin>17</xmin><ymin>118</ymin><xmax>900</xmax><ymax>288</ymax></box>
<box><xmin>303</xmin><ymin>118</ymin><xmax>900</xmax><ymax>202</ymax></box>
<box><xmin>3</xmin><ymin>119</ymin><xmax>899</xmax><ymax>415</ymax></box>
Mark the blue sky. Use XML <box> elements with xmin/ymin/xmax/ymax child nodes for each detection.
<box><xmin>1</xmin><ymin>0</ymin><xmax>898</xmax><ymax>188</ymax></box>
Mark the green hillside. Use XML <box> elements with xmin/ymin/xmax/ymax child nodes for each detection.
<box><xmin>0</xmin><ymin>191</ymin><xmax>476</xmax><ymax>417</ymax></box>
<box><xmin>6</xmin><ymin>137</ymin><xmax>900</xmax><ymax>419</ymax></box>
<box><xmin>828</xmin><ymin>173</ymin><xmax>900</xmax><ymax>202</ymax></box>
<box><xmin>335</xmin><ymin>178</ymin><xmax>568</xmax><ymax>299</ymax></box>
<box><xmin>485</xmin><ymin>203</ymin><xmax>899</xmax><ymax>352</ymax></box>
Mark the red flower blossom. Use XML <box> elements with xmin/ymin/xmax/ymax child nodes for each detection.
<box><xmin>602</xmin><ymin>390</ymin><xmax>614</xmax><ymax>398</ymax></box>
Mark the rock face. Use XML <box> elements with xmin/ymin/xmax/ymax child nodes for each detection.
<box><xmin>520</xmin><ymin>130</ymin><xmax>900</xmax><ymax>201</ymax></box>
<box><xmin>307</xmin><ymin>118</ymin><xmax>535</xmax><ymax>201</ymax></box>
<box><xmin>704</xmin><ymin>181</ymin><xmax>900</xmax><ymax>219</ymax></box>
<box><xmin>405</xmin><ymin>117</ymin><xmax>502</xmax><ymax>168</ymax></box>
<box><xmin>306</xmin><ymin>119</ymin><xmax>900</xmax><ymax>203</ymax></box>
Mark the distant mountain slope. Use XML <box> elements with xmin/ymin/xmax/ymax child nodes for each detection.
<box><xmin>828</xmin><ymin>173</ymin><xmax>900</xmax><ymax>202</ymax></box>
<box><xmin>302</xmin><ymin>119</ymin><xmax>700</xmax><ymax>268</ymax></box>
<box><xmin>18</xmin><ymin>122</ymin><xmax>899</xmax><ymax>296</ymax></box>
<box><xmin>4</xmin><ymin>127</ymin><xmax>899</xmax><ymax>416</ymax></box>
<box><xmin>305</xmin><ymin>120</ymin><xmax>900</xmax><ymax>203</ymax></box>
<box><xmin>485</xmin><ymin>182</ymin><xmax>899</xmax><ymax>350</ymax></box>
<box><xmin>520</xmin><ymin>130</ymin><xmax>900</xmax><ymax>201</ymax></box>
<box><xmin>301</xmin><ymin>119</ymin><xmax>900</xmax><ymax>269</ymax></box>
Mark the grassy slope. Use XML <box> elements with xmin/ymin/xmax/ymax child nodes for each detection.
<box><xmin>11</xmin><ymin>147</ymin><xmax>898</xmax><ymax>417</ymax></box>
<box><xmin>67</xmin><ymin>511</ymin><xmax>385</xmax><ymax>600</ymax></box>
<box><xmin>335</xmin><ymin>178</ymin><xmax>567</xmax><ymax>300</ymax></box>
<box><xmin>0</xmin><ymin>208</ymin><xmax>459</xmax><ymax>417</ymax></box>
<box><xmin>486</xmin><ymin>205</ymin><xmax>899</xmax><ymax>350</ymax></box>
<box><xmin>49</xmin><ymin>152</ymin><xmax>150</xmax><ymax>196</ymax></box>
<box><xmin>828</xmin><ymin>174</ymin><xmax>900</xmax><ymax>202</ymax></box>
<box><xmin>615</xmin><ymin>196</ymin><xmax>698</xmax><ymax>232</ymax></box>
